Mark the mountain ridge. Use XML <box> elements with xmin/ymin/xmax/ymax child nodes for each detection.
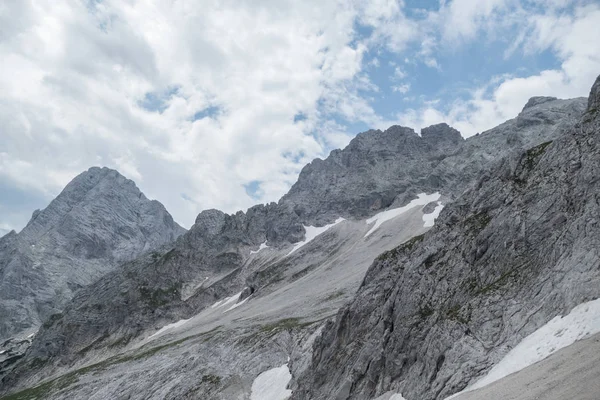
<box><xmin>0</xmin><ymin>92</ymin><xmax>592</xmax><ymax>399</ymax></box>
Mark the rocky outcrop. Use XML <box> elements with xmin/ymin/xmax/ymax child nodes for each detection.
<box><xmin>292</xmin><ymin>76</ymin><xmax>600</xmax><ymax>400</ymax></box>
<box><xmin>0</xmin><ymin>167</ymin><xmax>185</xmax><ymax>344</ymax></box>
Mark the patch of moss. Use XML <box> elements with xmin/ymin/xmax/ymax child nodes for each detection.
<box><xmin>376</xmin><ymin>234</ymin><xmax>425</xmax><ymax>262</ymax></box>
<box><xmin>259</xmin><ymin>318</ymin><xmax>311</xmax><ymax>334</ymax></box>
<box><xmin>464</xmin><ymin>211</ymin><xmax>491</xmax><ymax>235</ymax></box>
<box><xmin>523</xmin><ymin>141</ymin><xmax>553</xmax><ymax>171</ymax></box>
<box><xmin>323</xmin><ymin>290</ymin><xmax>345</xmax><ymax>302</ymax></box>
<box><xmin>2</xmin><ymin>327</ymin><xmax>224</xmax><ymax>400</ymax></box>
<box><xmin>139</xmin><ymin>283</ymin><xmax>180</xmax><ymax>308</ymax></box>
<box><xmin>445</xmin><ymin>305</ymin><xmax>470</xmax><ymax>324</ymax></box>
<box><xmin>418</xmin><ymin>303</ymin><xmax>434</xmax><ymax>319</ymax></box>
<box><xmin>200</xmin><ymin>374</ymin><xmax>221</xmax><ymax>385</ymax></box>
<box><xmin>42</xmin><ymin>312</ymin><xmax>63</xmax><ymax>328</ymax></box>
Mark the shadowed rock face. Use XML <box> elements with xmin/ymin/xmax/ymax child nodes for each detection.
<box><xmin>0</xmin><ymin>92</ymin><xmax>589</xmax><ymax>398</ymax></box>
<box><xmin>0</xmin><ymin>167</ymin><xmax>185</xmax><ymax>343</ymax></box>
<box><xmin>292</xmin><ymin>76</ymin><xmax>600</xmax><ymax>400</ymax></box>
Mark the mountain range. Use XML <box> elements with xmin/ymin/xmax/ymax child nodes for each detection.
<box><xmin>0</xmin><ymin>76</ymin><xmax>598</xmax><ymax>400</ymax></box>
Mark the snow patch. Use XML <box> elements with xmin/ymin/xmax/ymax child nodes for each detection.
<box><xmin>365</xmin><ymin>193</ymin><xmax>441</xmax><ymax>237</ymax></box>
<box><xmin>250</xmin><ymin>241</ymin><xmax>269</xmax><ymax>254</ymax></box>
<box><xmin>446</xmin><ymin>297</ymin><xmax>600</xmax><ymax>398</ymax></box>
<box><xmin>288</xmin><ymin>217</ymin><xmax>345</xmax><ymax>255</ymax></box>
<box><xmin>224</xmin><ymin>296</ymin><xmax>249</xmax><ymax>313</ymax></box>
<box><xmin>148</xmin><ymin>318</ymin><xmax>191</xmax><ymax>340</ymax></box>
<box><xmin>211</xmin><ymin>291</ymin><xmax>242</xmax><ymax>309</ymax></box>
<box><xmin>250</xmin><ymin>363</ymin><xmax>292</xmax><ymax>400</ymax></box>
<box><xmin>422</xmin><ymin>202</ymin><xmax>444</xmax><ymax>228</ymax></box>
<box><xmin>0</xmin><ymin>350</ymin><xmax>6</xmax><ymax>355</ymax></box>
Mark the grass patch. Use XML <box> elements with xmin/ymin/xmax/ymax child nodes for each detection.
<box><xmin>323</xmin><ymin>290</ymin><xmax>345</xmax><ymax>302</ymax></box>
<box><xmin>2</xmin><ymin>327</ymin><xmax>223</xmax><ymax>400</ymax></box>
<box><xmin>200</xmin><ymin>374</ymin><xmax>221</xmax><ymax>385</ymax></box>
<box><xmin>139</xmin><ymin>283</ymin><xmax>180</xmax><ymax>308</ymax></box>
<box><xmin>259</xmin><ymin>318</ymin><xmax>312</xmax><ymax>334</ymax></box>
<box><xmin>376</xmin><ymin>234</ymin><xmax>425</xmax><ymax>262</ymax></box>
<box><xmin>464</xmin><ymin>211</ymin><xmax>491</xmax><ymax>235</ymax></box>
<box><xmin>523</xmin><ymin>141</ymin><xmax>552</xmax><ymax>171</ymax></box>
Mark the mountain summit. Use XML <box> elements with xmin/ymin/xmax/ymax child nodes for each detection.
<box><xmin>0</xmin><ymin>167</ymin><xmax>185</xmax><ymax>344</ymax></box>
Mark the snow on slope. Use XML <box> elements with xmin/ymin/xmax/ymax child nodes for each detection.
<box><xmin>211</xmin><ymin>291</ymin><xmax>242</xmax><ymax>309</ymax></box>
<box><xmin>446</xmin><ymin>297</ymin><xmax>600</xmax><ymax>398</ymax></box>
<box><xmin>148</xmin><ymin>318</ymin><xmax>191</xmax><ymax>340</ymax></box>
<box><xmin>422</xmin><ymin>202</ymin><xmax>444</xmax><ymax>228</ymax></box>
<box><xmin>365</xmin><ymin>193</ymin><xmax>441</xmax><ymax>237</ymax></box>
<box><xmin>250</xmin><ymin>363</ymin><xmax>292</xmax><ymax>400</ymax></box>
<box><xmin>224</xmin><ymin>297</ymin><xmax>249</xmax><ymax>312</ymax></box>
<box><xmin>288</xmin><ymin>217</ymin><xmax>345</xmax><ymax>255</ymax></box>
<box><xmin>251</xmin><ymin>242</ymin><xmax>269</xmax><ymax>254</ymax></box>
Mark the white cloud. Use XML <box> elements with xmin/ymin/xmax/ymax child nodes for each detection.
<box><xmin>0</xmin><ymin>0</ymin><xmax>379</xmax><ymax>229</ymax></box>
<box><xmin>392</xmin><ymin>83</ymin><xmax>411</xmax><ymax>94</ymax></box>
<box><xmin>396</xmin><ymin>1</ymin><xmax>600</xmax><ymax>137</ymax></box>
<box><xmin>1</xmin><ymin>0</ymin><xmax>598</xmax><ymax>232</ymax></box>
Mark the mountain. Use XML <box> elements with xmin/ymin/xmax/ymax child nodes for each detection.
<box><xmin>0</xmin><ymin>88</ymin><xmax>591</xmax><ymax>399</ymax></box>
<box><xmin>292</xmin><ymin>76</ymin><xmax>600</xmax><ymax>399</ymax></box>
<box><xmin>0</xmin><ymin>167</ymin><xmax>185</xmax><ymax>370</ymax></box>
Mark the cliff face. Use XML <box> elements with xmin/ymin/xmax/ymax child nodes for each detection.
<box><xmin>292</xmin><ymin>77</ymin><xmax>600</xmax><ymax>400</ymax></box>
<box><xmin>0</xmin><ymin>167</ymin><xmax>185</xmax><ymax>343</ymax></box>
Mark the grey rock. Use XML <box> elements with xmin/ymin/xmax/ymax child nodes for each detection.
<box><xmin>281</xmin><ymin>98</ymin><xmax>585</xmax><ymax>224</ymax></box>
<box><xmin>0</xmin><ymin>167</ymin><xmax>185</xmax><ymax>346</ymax></box>
<box><xmin>292</xmin><ymin>75</ymin><xmax>600</xmax><ymax>400</ymax></box>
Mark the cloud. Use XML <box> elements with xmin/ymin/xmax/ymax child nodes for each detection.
<box><xmin>0</xmin><ymin>0</ymin><xmax>378</xmax><ymax>229</ymax></box>
<box><xmin>1</xmin><ymin>0</ymin><xmax>597</xmax><ymax>232</ymax></box>
<box><xmin>392</xmin><ymin>83</ymin><xmax>411</xmax><ymax>94</ymax></box>
<box><xmin>395</xmin><ymin>1</ymin><xmax>600</xmax><ymax>137</ymax></box>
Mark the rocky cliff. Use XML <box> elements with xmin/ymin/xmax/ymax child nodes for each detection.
<box><xmin>292</xmin><ymin>77</ymin><xmax>600</xmax><ymax>399</ymax></box>
<box><xmin>0</xmin><ymin>167</ymin><xmax>185</xmax><ymax>367</ymax></box>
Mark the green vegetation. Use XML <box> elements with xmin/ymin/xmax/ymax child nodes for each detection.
<box><xmin>464</xmin><ymin>211</ymin><xmax>491</xmax><ymax>235</ymax></box>
<box><xmin>42</xmin><ymin>312</ymin><xmax>63</xmax><ymax>328</ymax></box>
<box><xmin>259</xmin><ymin>317</ymin><xmax>312</xmax><ymax>334</ymax></box>
<box><xmin>323</xmin><ymin>290</ymin><xmax>345</xmax><ymax>302</ymax></box>
<box><xmin>1</xmin><ymin>327</ymin><xmax>223</xmax><ymax>400</ymax></box>
<box><xmin>200</xmin><ymin>374</ymin><xmax>221</xmax><ymax>385</ymax></box>
<box><xmin>475</xmin><ymin>268</ymin><xmax>519</xmax><ymax>295</ymax></box>
<box><xmin>376</xmin><ymin>234</ymin><xmax>425</xmax><ymax>262</ymax></box>
<box><xmin>418</xmin><ymin>303</ymin><xmax>434</xmax><ymax>319</ymax></box>
<box><xmin>445</xmin><ymin>304</ymin><xmax>470</xmax><ymax>324</ymax></box>
<box><xmin>138</xmin><ymin>283</ymin><xmax>180</xmax><ymax>308</ymax></box>
<box><xmin>523</xmin><ymin>141</ymin><xmax>553</xmax><ymax>171</ymax></box>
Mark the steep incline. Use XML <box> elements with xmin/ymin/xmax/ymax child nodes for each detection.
<box><xmin>0</xmin><ymin>167</ymin><xmax>185</xmax><ymax>344</ymax></box>
<box><xmin>293</xmin><ymin>77</ymin><xmax>600</xmax><ymax>400</ymax></box>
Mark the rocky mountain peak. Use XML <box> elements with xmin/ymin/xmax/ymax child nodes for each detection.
<box><xmin>522</xmin><ymin>96</ymin><xmax>558</xmax><ymax>111</ymax></box>
<box><xmin>420</xmin><ymin>123</ymin><xmax>463</xmax><ymax>144</ymax></box>
<box><xmin>194</xmin><ymin>209</ymin><xmax>227</xmax><ymax>236</ymax></box>
<box><xmin>0</xmin><ymin>166</ymin><xmax>185</xmax><ymax>345</ymax></box>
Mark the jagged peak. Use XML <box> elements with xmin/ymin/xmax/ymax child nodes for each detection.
<box><xmin>420</xmin><ymin>123</ymin><xmax>463</xmax><ymax>143</ymax></box>
<box><xmin>194</xmin><ymin>209</ymin><xmax>227</xmax><ymax>235</ymax></box>
<box><xmin>522</xmin><ymin>96</ymin><xmax>558</xmax><ymax>111</ymax></box>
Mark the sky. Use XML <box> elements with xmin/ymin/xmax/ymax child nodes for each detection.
<box><xmin>1</xmin><ymin>0</ymin><xmax>599</xmax><ymax>233</ymax></box>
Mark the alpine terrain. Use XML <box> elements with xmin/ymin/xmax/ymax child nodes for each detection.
<box><xmin>0</xmin><ymin>75</ymin><xmax>599</xmax><ymax>400</ymax></box>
